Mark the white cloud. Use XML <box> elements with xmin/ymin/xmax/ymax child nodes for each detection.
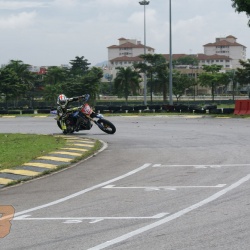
<box><xmin>0</xmin><ymin>1</ymin><xmax>46</xmax><ymax>9</ymax></box>
<box><xmin>0</xmin><ymin>0</ymin><xmax>249</xmax><ymax>66</ymax></box>
<box><xmin>51</xmin><ymin>0</ymin><xmax>80</xmax><ymax>8</ymax></box>
<box><xmin>0</xmin><ymin>11</ymin><xmax>36</xmax><ymax>29</ymax></box>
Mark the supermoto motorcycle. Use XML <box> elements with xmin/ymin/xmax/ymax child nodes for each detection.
<box><xmin>53</xmin><ymin>100</ymin><xmax>116</xmax><ymax>135</ymax></box>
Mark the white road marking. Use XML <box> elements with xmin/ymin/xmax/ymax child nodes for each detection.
<box><xmin>14</xmin><ymin>213</ymin><xmax>169</xmax><ymax>223</ymax></box>
<box><xmin>102</xmin><ymin>184</ymin><xmax>226</xmax><ymax>191</ymax></box>
<box><xmin>14</xmin><ymin>163</ymin><xmax>152</xmax><ymax>218</ymax></box>
<box><xmin>88</xmin><ymin>174</ymin><xmax>250</xmax><ymax>250</ymax></box>
<box><xmin>152</xmin><ymin>164</ymin><xmax>250</xmax><ymax>168</ymax></box>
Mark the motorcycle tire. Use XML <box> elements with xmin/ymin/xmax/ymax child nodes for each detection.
<box><xmin>96</xmin><ymin>118</ymin><xmax>116</xmax><ymax>134</ymax></box>
<box><xmin>57</xmin><ymin>120</ymin><xmax>72</xmax><ymax>134</ymax></box>
<box><xmin>57</xmin><ymin>121</ymin><xmax>62</xmax><ymax>129</ymax></box>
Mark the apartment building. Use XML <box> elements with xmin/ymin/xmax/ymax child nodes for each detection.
<box><xmin>103</xmin><ymin>35</ymin><xmax>247</xmax><ymax>95</ymax></box>
<box><xmin>107</xmin><ymin>35</ymin><xmax>246</xmax><ymax>71</ymax></box>
<box><xmin>203</xmin><ymin>35</ymin><xmax>246</xmax><ymax>69</ymax></box>
<box><xmin>107</xmin><ymin>37</ymin><xmax>154</xmax><ymax>68</ymax></box>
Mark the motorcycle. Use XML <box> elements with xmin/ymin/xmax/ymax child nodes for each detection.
<box><xmin>52</xmin><ymin>98</ymin><xmax>116</xmax><ymax>135</ymax></box>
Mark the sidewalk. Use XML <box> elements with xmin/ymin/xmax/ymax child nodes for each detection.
<box><xmin>0</xmin><ymin>135</ymin><xmax>99</xmax><ymax>189</ymax></box>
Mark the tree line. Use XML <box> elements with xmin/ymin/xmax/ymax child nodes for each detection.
<box><xmin>1</xmin><ymin>54</ymin><xmax>250</xmax><ymax>108</ymax></box>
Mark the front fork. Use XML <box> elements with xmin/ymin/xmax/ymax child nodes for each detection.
<box><xmin>56</xmin><ymin>115</ymin><xmax>66</xmax><ymax>130</ymax></box>
<box><xmin>61</xmin><ymin>120</ymin><xmax>66</xmax><ymax>130</ymax></box>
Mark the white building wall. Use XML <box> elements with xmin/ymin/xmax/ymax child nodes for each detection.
<box><xmin>204</xmin><ymin>47</ymin><xmax>216</xmax><ymax>56</ymax></box>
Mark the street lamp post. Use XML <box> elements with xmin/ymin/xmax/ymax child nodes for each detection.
<box><xmin>139</xmin><ymin>0</ymin><xmax>150</xmax><ymax>106</ymax></box>
<box><xmin>169</xmin><ymin>0</ymin><xmax>173</xmax><ymax>105</ymax></box>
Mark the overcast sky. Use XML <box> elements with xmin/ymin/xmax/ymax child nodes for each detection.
<box><xmin>0</xmin><ymin>0</ymin><xmax>250</xmax><ymax>67</ymax></box>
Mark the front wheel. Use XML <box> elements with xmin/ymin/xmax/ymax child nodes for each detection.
<box><xmin>96</xmin><ymin>119</ymin><xmax>116</xmax><ymax>134</ymax></box>
<box><xmin>57</xmin><ymin>120</ymin><xmax>72</xmax><ymax>134</ymax></box>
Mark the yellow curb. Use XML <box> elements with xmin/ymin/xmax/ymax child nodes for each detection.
<box><xmin>49</xmin><ymin>151</ymin><xmax>82</xmax><ymax>156</ymax></box>
<box><xmin>60</xmin><ymin>147</ymin><xmax>88</xmax><ymax>152</ymax></box>
<box><xmin>0</xmin><ymin>169</ymin><xmax>39</xmax><ymax>177</ymax></box>
<box><xmin>73</xmin><ymin>143</ymin><xmax>94</xmax><ymax>147</ymax></box>
<box><xmin>37</xmin><ymin>156</ymin><xmax>72</xmax><ymax>162</ymax></box>
<box><xmin>0</xmin><ymin>178</ymin><xmax>14</xmax><ymax>185</ymax></box>
<box><xmin>23</xmin><ymin>162</ymin><xmax>58</xmax><ymax>169</ymax></box>
<box><xmin>67</xmin><ymin>140</ymin><xmax>95</xmax><ymax>144</ymax></box>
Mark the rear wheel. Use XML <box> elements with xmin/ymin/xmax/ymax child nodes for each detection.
<box><xmin>97</xmin><ymin>119</ymin><xmax>116</xmax><ymax>134</ymax></box>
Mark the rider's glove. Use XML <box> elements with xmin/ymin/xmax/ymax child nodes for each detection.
<box><xmin>84</xmin><ymin>94</ymin><xmax>90</xmax><ymax>101</ymax></box>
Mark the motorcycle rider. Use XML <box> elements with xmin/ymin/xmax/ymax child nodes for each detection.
<box><xmin>56</xmin><ymin>93</ymin><xmax>90</xmax><ymax>131</ymax></box>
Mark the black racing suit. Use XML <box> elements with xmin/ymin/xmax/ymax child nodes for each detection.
<box><xmin>57</xmin><ymin>95</ymin><xmax>89</xmax><ymax>131</ymax></box>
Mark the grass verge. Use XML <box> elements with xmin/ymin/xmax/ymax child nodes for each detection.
<box><xmin>4</xmin><ymin>139</ymin><xmax>103</xmax><ymax>187</ymax></box>
<box><xmin>0</xmin><ymin>134</ymin><xmax>66</xmax><ymax>170</ymax></box>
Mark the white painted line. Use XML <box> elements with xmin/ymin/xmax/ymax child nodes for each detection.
<box><xmin>14</xmin><ymin>213</ymin><xmax>169</xmax><ymax>223</ymax></box>
<box><xmin>103</xmin><ymin>184</ymin><xmax>226</xmax><ymax>191</ymax></box>
<box><xmin>88</xmin><ymin>174</ymin><xmax>250</xmax><ymax>250</ymax></box>
<box><xmin>14</xmin><ymin>163</ymin><xmax>152</xmax><ymax>218</ymax></box>
<box><xmin>152</xmin><ymin>164</ymin><xmax>250</xmax><ymax>168</ymax></box>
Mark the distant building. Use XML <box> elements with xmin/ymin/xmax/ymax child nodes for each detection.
<box><xmin>106</xmin><ymin>35</ymin><xmax>246</xmax><ymax>74</ymax></box>
<box><xmin>203</xmin><ymin>35</ymin><xmax>246</xmax><ymax>69</ymax></box>
<box><xmin>107</xmin><ymin>37</ymin><xmax>154</xmax><ymax>68</ymax></box>
<box><xmin>103</xmin><ymin>36</ymin><xmax>247</xmax><ymax>95</ymax></box>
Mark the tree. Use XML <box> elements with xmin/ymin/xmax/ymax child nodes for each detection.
<box><xmin>134</xmin><ymin>54</ymin><xmax>167</xmax><ymax>103</ymax></box>
<box><xmin>60</xmin><ymin>67</ymin><xmax>103</xmax><ymax>105</ymax></box>
<box><xmin>173</xmin><ymin>56</ymin><xmax>199</xmax><ymax>67</ymax></box>
<box><xmin>6</xmin><ymin>60</ymin><xmax>35</xmax><ymax>90</ymax></box>
<box><xmin>154</xmin><ymin>63</ymin><xmax>169</xmax><ymax>103</ymax></box>
<box><xmin>114</xmin><ymin>67</ymin><xmax>141</xmax><ymax>104</ymax></box>
<box><xmin>5</xmin><ymin>60</ymin><xmax>36</xmax><ymax>107</ymax></box>
<box><xmin>43</xmin><ymin>83</ymin><xmax>63</xmax><ymax>105</ymax></box>
<box><xmin>235</xmin><ymin>59</ymin><xmax>250</xmax><ymax>96</ymax></box>
<box><xmin>198</xmin><ymin>65</ymin><xmax>229</xmax><ymax>101</ymax></box>
<box><xmin>0</xmin><ymin>67</ymin><xmax>20</xmax><ymax>108</ymax></box>
<box><xmin>231</xmin><ymin>0</ymin><xmax>250</xmax><ymax>26</ymax></box>
<box><xmin>172</xmin><ymin>72</ymin><xmax>196</xmax><ymax>102</ymax></box>
<box><xmin>69</xmin><ymin>56</ymin><xmax>90</xmax><ymax>76</ymax></box>
<box><xmin>225</xmin><ymin>70</ymin><xmax>238</xmax><ymax>100</ymax></box>
<box><xmin>44</xmin><ymin>66</ymin><xmax>68</xmax><ymax>85</ymax></box>
<box><xmin>235</xmin><ymin>59</ymin><xmax>250</xmax><ymax>84</ymax></box>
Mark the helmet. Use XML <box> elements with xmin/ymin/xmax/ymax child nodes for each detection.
<box><xmin>57</xmin><ymin>94</ymin><xmax>68</xmax><ymax>108</ymax></box>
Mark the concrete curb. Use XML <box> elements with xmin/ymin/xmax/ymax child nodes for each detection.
<box><xmin>0</xmin><ymin>135</ymin><xmax>104</xmax><ymax>189</ymax></box>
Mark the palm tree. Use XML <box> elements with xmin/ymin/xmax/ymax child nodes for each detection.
<box><xmin>114</xmin><ymin>67</ymin><xmax>141</xmax><ymax>104</ymax></box>
<box><xmin>134</xmin><ymin>54</ymin><xmax>167</xmax><ymax>103</ymax></box>
<box><xmin>6</xmin><ymin>60</ymin><xmax>35</xmax><ymax>90</ymax></box>
<box><xmin>5</xmin><ymin>60</ymin><xmax>36</xmax><ymax>107</ymax></box>
<box><xmin>69</xmin><ymin>56</ymin><xmax>91</xmax><ymax>77</ymax></box>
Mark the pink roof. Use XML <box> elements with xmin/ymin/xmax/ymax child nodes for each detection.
<box><xmin>107</xmin><ymin>41</ymin><xmax>154</xmax><ymax>50</ymax></box>
<box><xmin>204</xmin><ymin>40</ymin><xmax>245</xmax><ymax>48</ymax></box>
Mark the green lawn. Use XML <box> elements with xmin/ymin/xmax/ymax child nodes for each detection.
<box><xmin>0</xmin><ymin>134</ymin><xmax>66</xmax><ymax>170</ymax></box>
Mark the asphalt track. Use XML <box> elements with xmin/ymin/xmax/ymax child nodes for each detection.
<box><xmin>1</xmin><ymin>115</ymin><xmax>250</xmax><ymax>250</ymax></box>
